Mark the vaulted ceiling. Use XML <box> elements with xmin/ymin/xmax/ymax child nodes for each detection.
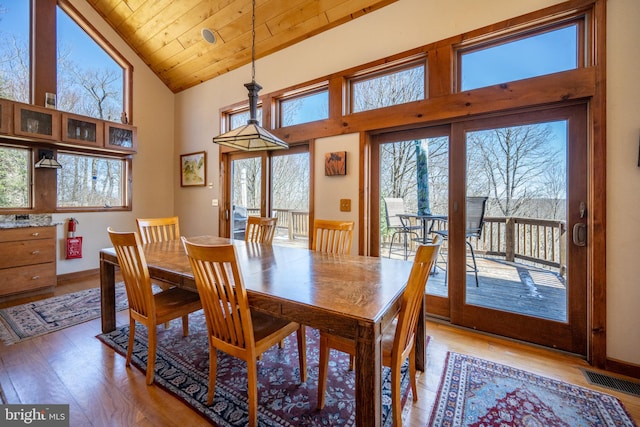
<box><xmin>87</xmin><ymin>0</ymin><xmax>397</xmax><ymax>93</ymax></box>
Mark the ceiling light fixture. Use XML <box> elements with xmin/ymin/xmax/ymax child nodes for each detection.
<box><xmin>201</xmin><ymin>28</ymin><xmax>216</xmax><ymax>44</ymax></box>
<box><xmin>212</xmin><ymin>0</ymin><xmax>288</xmax><ymax>151</ymax></box>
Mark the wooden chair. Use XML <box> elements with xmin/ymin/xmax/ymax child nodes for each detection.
<box><xmin>311</xmin><ymin>219</ymin><xmax>354</xmax><ymax>255</ymax></box>
<box><xmin>107</xmin><ymin>228</ymin><xmax>202</xmax><ymax>385</ymax></box>
<box><xmin>245</xmin><ymin>216</ymin><xmax>277</xmax><ymax>244</ymax></box>
<box><xmin>136</xmin><ymin>216</ymin><xmax>181</xmax><ymax>244</ymax></box>
<box><xmin>317</xmin><ymin>237</ymin><xmax>442</xmax><ymax>426</ymax></box>
<box><xmin>182</xmin><ymin>238</ymin><xmax>307</xmax><ymax>427</ymax></box>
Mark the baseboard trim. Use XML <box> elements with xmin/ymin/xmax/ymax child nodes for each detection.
<box><xmin>56</xmin><ymin>268</ymin><xmax>100</xmax><ymax>284</ymax></box>
<box><xmin>607</xmin><ymin>357</ymin><xmax>640</xmax><ymax>380</ymax></box>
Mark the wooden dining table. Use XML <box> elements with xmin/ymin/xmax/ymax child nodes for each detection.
<box><xmin>99</xmin><ymin>236</ymin><xmax>425</xmax><ymax>427</ymax></box>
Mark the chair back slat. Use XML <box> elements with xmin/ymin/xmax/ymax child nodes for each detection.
<box><xmin>392</xmin><ymin>236</ymin><xmax>442</xmax><ymax>361</ymax></box>
<box><xmin>245</xmin><ymin>216</ymin><xmax>277</xmax><ymax>244</ymax></box>
<box><xmin>183</xmin><ymin>241</ymin><xmax>253</xmax><ymax>351</ymax></box>
<box><xmin>312</xmin><ymin>219</ymin><xmax>354</xmax><ymax>255</ymax></box>
<box><xmin>107</xmin><ymin>228</ymin><xmax>155</xmax><ymax>318</ymax></box>
<box><xmin>136</xmin><ymin>216</ymin><xmax>181</xmax><ymax>244</ymax></box>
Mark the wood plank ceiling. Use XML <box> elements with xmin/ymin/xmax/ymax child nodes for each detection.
<box><xmin>87</xmin><ymin>0</ymin><xmax>397</xmax><ymax>93</ymax></box>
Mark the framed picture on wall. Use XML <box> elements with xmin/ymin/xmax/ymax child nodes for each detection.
<box><xmin>180</xmin><ymin>151</ymin><xmax>207</xmax><ymax>187</ymax></box>
<box><xmin>325</xmin><ymin>151</ymin><xmax>347</xmax><ymax>176</ymax></box>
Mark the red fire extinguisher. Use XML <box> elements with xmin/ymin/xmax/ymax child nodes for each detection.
<box><xmin>66</xmin><ymin>218</ymin><xmax>83</xmax><ymax>259</ymax></box>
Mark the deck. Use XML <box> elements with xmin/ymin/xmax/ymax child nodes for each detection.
<box><xmin>272</xmin><ymin>230</ymin><xmax>567</xmax><ymax>323</ymax></box>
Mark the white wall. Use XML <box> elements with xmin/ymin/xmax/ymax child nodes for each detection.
<box><xmin>58</xmin><ymin>0</ymin><xmax>640</xmax><ymax>367</ymax></box>
<box><xmin>314</xmin><ymin>134</ymin><xmax>360</xmax><ymax>255</ymax></box>
<box><xmin>605</xmin><ymin>0</ymin><xmax>640</xmax><ymax>366</ymax></box>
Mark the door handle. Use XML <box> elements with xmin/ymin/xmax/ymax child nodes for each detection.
<box><xmin>573</xmin><ymin>223</ymin><xmax>586</xmax><ymax>246</ymax></box>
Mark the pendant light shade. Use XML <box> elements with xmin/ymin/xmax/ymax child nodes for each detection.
<box><xmin>35</xmin><ymin>149</ymin><xmax>62</xmax><ymax>169</ymax></box>
<box><xmin>212</xmin><ymin>0</ymin><xmax>288</xmax><ymax>151</ymax></box>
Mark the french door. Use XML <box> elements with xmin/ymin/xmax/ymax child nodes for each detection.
<box><xmin>370</xmin><ymin>104</ymin><xmax>588</xmax><ymax>355</ymax></box>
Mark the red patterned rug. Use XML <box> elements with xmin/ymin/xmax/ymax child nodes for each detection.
<box><xmin>429</xmin><ymin>352</ymin><xmax>637</xmax><ymax>426</ymax></box>
<box><xmin>98</xmin><ymin>312</ymin><xmax>412</xmax><ymax>426</ymax></box>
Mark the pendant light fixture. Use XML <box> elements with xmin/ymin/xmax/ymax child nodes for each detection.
<box><xmin>212</xmin><ymin>0</ymin><xmax>288</xmax><ymax>151</ymax></box>
<box><xmin>35</xmin><ymin>149</ymin><xmax>62</xmax><ymax>169</ymax></box>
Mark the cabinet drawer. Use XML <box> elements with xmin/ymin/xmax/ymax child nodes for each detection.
<box><xmin>0</xmin><ymin>240</ymin><xmax>55</xmax><ymax>269</ymax></box>
<box><xmin>0</xmin><ymin>263</ymin><xmax>56</xmax><ymax>296</ymax></box>
<box><xmin>0</xmin><ymin>226</ymin><xmax>55</xmax><ymax>242</ymax></box>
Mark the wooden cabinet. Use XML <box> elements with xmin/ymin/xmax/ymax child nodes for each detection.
<box><xmin>105</xmin><ymin>122</ymin><xmax>137</xmax><ymax>152</ymax></box>
<box><xmin>0</xmin><ymin>226</ymin><xmax>56</xmax><ymax>297</ymax></box>
<box><xmin>0</xmin><ymin>99</ymin><xmax>11</xmax><ymax>134</ymax></box>
<box><xmin>13</xmin><ymin>102</ymin><xmax>61</xmax><ymax>141</ymax></box>
<box><xmin>62</xmin><ymin>112</ymin><xmax>103</xmax><ymax>148</ymax></box>
<box><xmin>0</xmin><ymin>97</ymin><xmax>136</xmax><ymax>154</ymax></box>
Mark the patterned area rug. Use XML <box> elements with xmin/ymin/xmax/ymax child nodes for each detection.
<box><xmin>0</xmin><ymin>284</ymin><xmax>128</xmax><ymax>345</ymax></box>
<box><xmin>429</xmin><ymin>352</ymin><xmax>637</xmax><ymax>426</ymax></box>
<box><xmin>98</xmin><ymin>313</ymin><xmax>411</xmax><ymax>426</ymax></box>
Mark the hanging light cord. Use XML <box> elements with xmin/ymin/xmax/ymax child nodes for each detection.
<box><xmin>251</xmin><ymin>0</ymin><xmax>256</xmax><ymax>83</ymax></box>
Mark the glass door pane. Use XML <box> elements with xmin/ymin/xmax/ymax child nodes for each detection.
<box><xmin>271</xmin><ymin>150</ymin><xmax>310</xmax><ymax>248</ymax></box>
<box><xmin>231</xmin><ymin>156</ymin><xmax>261</xmax><ymax>239</ymax></box>
<box><xmin>465</xmin><ymin>121</ymin><xmax>567</xmax><ymax>320</ymax></box>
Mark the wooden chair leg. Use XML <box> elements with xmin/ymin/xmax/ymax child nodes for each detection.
<box><xmin>317</xmin><ymin>334</ymin><xmax>330</xmax><ymax>409</ymax></box>
<box><xmin>409</xmin><ymin>349</ymin><xmax>418</xmax><ymax>402</ymax></box>
<box><xmin>146</xmin><ymin>325</ymin><xmax>157</xmax><ymax>385</ymax></box>
<box><xmin>207</xmin><ymin>345</ymin><xmax>217</xmax><ymax>405</ymax></box>
<box><xmin>247</xmin><ymin>361</ymin><xmax>259</xmax><ymax>427</ymax></box>
<box><xmin>392</xmin><ymin>361</ymin><xmax>402</xmax><ymax>427</ymax></box>
<box><xmin>126</xmin><ymin>317</ymin><xmax>136</xmax><ymax>367</ymax></box>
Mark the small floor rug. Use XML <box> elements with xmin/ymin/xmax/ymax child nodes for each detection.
<box><xmin>429</xmin><ymin>352</ymin><xmax>637</xmax><ymax>427</ymax></box>
<box><xmin>0</xmin><ymin>284</ymin><xmax>128</xmax><ymax>345</ymax></box>
<box><xmin>98</xmin><ymin>314</ymin><xmax>411</xmax><ymax>426</ymax></box>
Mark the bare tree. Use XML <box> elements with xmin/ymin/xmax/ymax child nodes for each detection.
<box><xmin>467</xmin><ymin>124</ymin><xmax>560</xmax><ymax>217</ymax></box>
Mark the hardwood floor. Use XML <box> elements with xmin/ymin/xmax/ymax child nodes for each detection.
<box><xmin>1</xmin><ymin>274</ymin><xmax>639</xmax><ymax>426</ymax></box>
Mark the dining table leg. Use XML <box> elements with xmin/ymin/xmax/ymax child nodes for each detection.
<box><xmin>100</xmin><ymin>253</ymin><xmax>116</xmax><ymax>333</ymax></box>
<box><xmin>355</xmin><ymin>321</ymin><xmax>383</xmax><ymax>426</ymax></box>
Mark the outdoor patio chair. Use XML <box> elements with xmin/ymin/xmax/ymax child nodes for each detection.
<box><xmin>384</xmin><ymin>197</ymin><xmax>421</xmax><ymax>260</ymax></box>
<box><xmin>433</xmin><ymin>196</ymin><xmax>488</xmax><ymax>286</ymax></box>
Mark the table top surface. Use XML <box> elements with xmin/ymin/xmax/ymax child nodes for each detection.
<box><xmin>101</xmin><ymin>236</ymin><xmax>413</xmax><ymax>325</ymax></box>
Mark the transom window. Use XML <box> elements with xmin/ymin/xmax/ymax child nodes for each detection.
<box><xmin>229</xmin><ymin>107</ymin><xmax>263</xmax><ymax>130</ymax></box>
<box><xmin>0</xmin><ymin>0</ymin><xmax>30</xmax><ymax>103</ymax></box>
<box><xmin>350</xmin><ymin>61</ymin><xmax>426</xmax><ymax>113</ymax></box>
<box><xmin>278</xmin><ymin>87</ymin><xmax>328</xmax><ymax>127</ymax></box>
<box><xmin>459</xmin><ymin>23</ymin><xmax>580</xmax><ymax>91</ymax></box>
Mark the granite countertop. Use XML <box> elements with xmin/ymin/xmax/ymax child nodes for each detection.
<box><xmin>0</xmin><ymin>214</ymin><xmax>61</xmax><ymax>229</ymax></box>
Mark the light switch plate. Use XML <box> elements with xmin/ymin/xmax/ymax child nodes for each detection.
<box><xmin>340</xmin><ymin>198</ymin><xmax>351</xmax><ymax>212</ymax></box>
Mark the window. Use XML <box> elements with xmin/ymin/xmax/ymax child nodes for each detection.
<box><xmin>351</xmin><ymin>62</ymin><xmax>425</xmax><ymax>113</ymax></box>
<box><xmin>459</xmin><ymin>24</ymin><xmax>579</xmax><ymax>91</ymax></box>
<box><xmin>0</xmin><ymin>145</ymin><xmax>30</xmax><ymax>208</ymax></box>
<box><xmin>57</xmin><ymin>152</ymin><xmax>128</xmax><ymax>208</ymax></box>
<box><xmin>56</xmin><ymin>6</ymin><xmax>124</xmax><ymax>122</ymax></box>
<box><xmin>279</xmin><ymin>88</ymin><xmax>328</xmax><ymax>126</ymax></box>
<box><xmin>229</xmin><ymin>107</ymin><xmax>263</xmax><ymax>130</ymax></box>
<box><xmin>0</xmin><ymin>0</ymin><xmax>30</xmax><ymax>103</ymax></box>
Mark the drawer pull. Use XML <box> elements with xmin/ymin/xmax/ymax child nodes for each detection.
<box><xmin>32</xmin><ymin>250</ymin><xmax>40</xmax><ymax>255</ymax></box>
<box><xmin>32</xmin><ymin>232</ymin><xmax>39</xmax><ymax>237</ymax></box>
<box><xmin>32</xmin><ymin>276</ymin><xmax>40</xmax><ymax>280</ymax></box>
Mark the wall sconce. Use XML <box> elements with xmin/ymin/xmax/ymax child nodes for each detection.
<box><xmin>35</xmin><ymin>149</ymin><xmax>62</xmax><ymax>169</ymax></box>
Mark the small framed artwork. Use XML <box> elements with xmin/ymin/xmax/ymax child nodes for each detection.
<box><xmin>180</xmin><ymin>151</ymin><xmax>207</xmax><ymax>187</ymax></box>
<box><xmin>45</xmin><ymin>92</ymin><xmax>56</xmax><ymax>109</ymax></box>
<box><xmin>325</xmin><ymin>151</ymin><xmax>347</xmax><ymax>176</ymax></box>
